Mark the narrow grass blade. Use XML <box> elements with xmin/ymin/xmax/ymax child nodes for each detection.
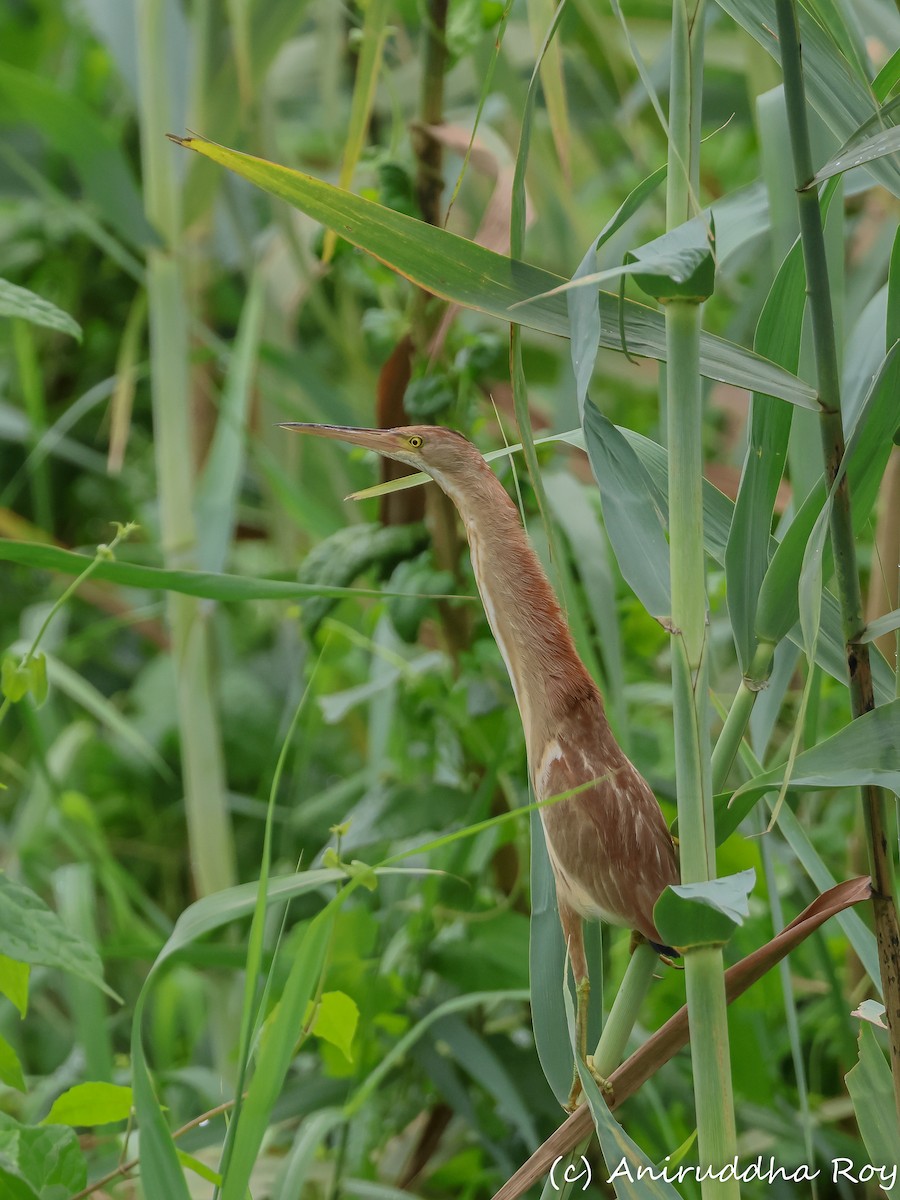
<box><xmin>194</xmin><ymin>270</ymin><xmax>264</xmax><ymax>572</ymax></box>
<box><xmin>724</xmin><ymin>233</ymin><xmax>805</xmax><ymax>668</ymax></box>
<box><xmin>568</xmin><ymin>164</ymin><xmax>667</xmax><ymax>415</ymax></box>
<box><xmin>321</xmin><ymin>0</ymin><xmax>391</xmax><ymax>261</ymax></box>
<box><xmin>815</xmin><ymin>95</ymin><xmax>900</xmax><ymax>183</ymax></box>
<box><xmin>582</xmin><ymin>406</ymin><xmax>670</xmax><ymax>618</ymax></box>
<box><xmin>0</xmin><ymin>280</ymin><xmax>81</xmax><ymax>341</ymax></box>
<box><xmin>0</xmin><ymin>541</ymin><xmax>465</xmax><ymax>603</ymax></box>
<box><xmin>168</xmin><ymin>135</ymin><xmax>816</xmax><ymax>405</ymax></box>
<box><xmin>729</xmin><ymin>699</ymin><xmax>900</xmax><ymax>813</ymax></box>
<box><xmin>220</xmin><ymin>905</ymin><xmax>336</xmax><ymax>1200</ymax></box>
<box><xmin>529</xmin><ymin>807</ymin><xmax>571</xmax><ymax>1107</ymax></box>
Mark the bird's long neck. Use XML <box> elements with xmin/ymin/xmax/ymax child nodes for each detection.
<box><xmin>434</xmin><ymin>457</ymin><xmax>600</xmax><ymax>758</ymax></box>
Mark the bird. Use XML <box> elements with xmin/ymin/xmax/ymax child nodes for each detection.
<box><xmin>281</xmin><ymin>421</ymin><xmax>680</xmax><ymax>1106</ymax></box>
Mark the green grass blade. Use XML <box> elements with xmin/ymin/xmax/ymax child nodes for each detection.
<box><xmin>583</xmin><ymin>405</ymin><xmax>671</xmax><ymax>618</ymax></box>
<box><xmin>168</xmin><ymin>135</ymin><xmax>816</xmax><ymax>405</ymax></box>
<box><xmin>528</xmin><ymin>806</ymin><xmax>571</xmax><ymax>1107</ymax></box>
<box><xmin>194</xmin><ymin>270</ymin><xmax>264</xmax><ymax>573</ymax></box>
<box><xmin>0</xmin><ymin>541</ymin><xmax>469</xmax><ymax>603</ymax></box>
<box><xmin>729</xmin><ymin>698</ymin><xmax>900</xmax><ymax>813</ymax></box>
<box><xmin>724</xmin><ymin>234</ymin><xmax>805</xmax><ymax>669</ymax></box>
<box><xmin>0</xmin><ymin>279</ymin><xmax>81</xmax><ymax>341</ymax></box>
<box><xmin>220</xmin><ymin>905</ymin><xmax>336</xmax><ymax>1200</ymax></box>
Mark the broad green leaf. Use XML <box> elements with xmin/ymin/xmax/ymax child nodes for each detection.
<box><xmin>621</xmin><ymin>428</ymin><xmax>895</xmax><ymax>705</ymax></box>
<box><xmin>845</xmin><ymin>1023</ymin><xmax>900</xmax><ymax>1196</ymax></box>
<box><xmin>0</xmin><ymin>281</ymin><xmax>81</xmax><ymax>341</ymax></box>
<box><xmin>42</xmin><ymin>1082</ymin><xmax>132</xmax><ymax>1128</ymax></box>
<box><xmin>0</xmin><ymin>954</ymin><xmax>28</xmax><ymax>1017</ymax></box>
<box><xmin>541</xmin><ymin>215</ymin><xmax>715</xmax><ymax>307</ymax></box>
<box><xmin>168</xmin><ymin>135</ymin><xmax>816</xmax><ymax>406</ymax></box>
<box><xmin>583</xmin><ymin>405</ymin><xmax>670</xmax><ymax>617</ymax></box>
<box><xmin>728</xmin><ymin>700</ymin><xmax>900</xmax><ymax>829</ymax></box>
<box><xmin>1</xmin><ymin>657</ymin><xmax>29</xmax><ymax>703</ymax></box>
<box><xmin>725</xmin><ymin>229</ymin><xmax>808</xmax><ymax>667</ymax></box>
<box><xmin>654</xmin><ymin>870</ymin><xmax>756</xmax><ymax>950</ymax></box>
<box><xmin>0</xmin><ymin>875</ymin><xmax>116</xmax><ymax>1000</ymax></box>
<box><xmin>569</xmin><ymin>166</ymin><xmax>667</xmax><ymax>414</ymax></box>
<box><xmin>26</xmin><ymin>654</ymin><xmax>47</xmax><ymax>707</ymax></box>
<box><xmin>626</xmin><ymin>215</ymin><xmax>715</xmax><ymax>302</ymax></box>
<box><xmin>755</xmin><ymin>482</ymin><xmax>825</xmax><ymax>646</ymax></box>
<box><xmin>0</xmin><ymin>1116</ymin><xmax>87</xmax><ymax>1199</ymax></box>
<box><xmin>874</xmin><ymin>46</ymin><xmax>900</xmax><ymax>103</ymax></box>
<box><xmin>0</xmin><ymin>64</ymin><xmax>155</xmax><ymax>247</ymax></box>
<box><xmin>815</xmin><ymin>95</ymin><xmax>900</xmax><ymax>183</ymax></box>
<box><xmin>0</xmin><ymin>1166</ymin><xmax>38</xmax><ymax>1200</ymax></box>
<box><xmin>306</xmin><ymin>990</ymin><xmax>359</xmax><ymax>1062</ymax></box>
<box><xmin>714</xmin><ymin>0</ymin><xmax>900</xmax><ymax>197</ymax></box>
<box><xmin>755</xmin><ymin>339</ymin><xmax>900</xmax><ymax>648</ymax></box>
<box><xmin>0</xmin><ymin>1034</ymin><xmax>25</xmax><ymax>1092</ymax></box>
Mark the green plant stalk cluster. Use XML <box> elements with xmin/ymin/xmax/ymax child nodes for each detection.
<box><xmin>774</xmin><ymin>0</ymin><xmax>900</xmax><ymax>1117</ymax></box>
<box><xmin>665</xmin><ymin>1</ymin><xmax>739</xmax><ymax>1190</ymax></box>
<box><xmin>136</xmin><ymin>0</ymin><xmax>236</xmax><ymax>898</ymax></box>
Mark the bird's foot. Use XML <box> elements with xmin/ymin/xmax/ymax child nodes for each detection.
<box><xmin>565</xmin><ymin>1056</ymin><xmax>615</xmax><ymax>1112</ymax></box>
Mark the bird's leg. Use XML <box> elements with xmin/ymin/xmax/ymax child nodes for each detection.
<box><xmin>561</xmin><ymin>906</ymin><xmax>614</xmax><ymax>1111</ymax></box>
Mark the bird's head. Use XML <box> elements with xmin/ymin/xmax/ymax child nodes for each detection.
<box><xmin>279</xmin><ymin>422</ymin><xmax>480</xmax><ymax>488</ymax></box>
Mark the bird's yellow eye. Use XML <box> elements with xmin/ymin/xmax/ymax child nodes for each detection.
<box><xmin>407</xmin><ymin>435</ymin><xmax>424</xmax><ymax>449</ymax></box>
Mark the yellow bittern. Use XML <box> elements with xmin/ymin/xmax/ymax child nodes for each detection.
<box><xmin>282</xmin><ymin>422</ymin><xmax>679</xmax><ymax>1104</ymax></box>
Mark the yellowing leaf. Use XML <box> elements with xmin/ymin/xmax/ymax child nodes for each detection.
<box><xmin>0</xmin><ymin>1032</ymin><xmax>25</xmax><ymax>1091</ymax></box>
<box><xmin>305</xmin><ymin>991</ymin><xmax>359</xmax><ymax>1063</ymax></box>
<box><xmin>43</xmin><ymin>1082</ymin><xmax>132</xmax><ymax>1127</ymax></box>
<box><xmin>0</xmin><ymin>953</ymin><xmax>29</xmax><ymax>1016</ymax></box>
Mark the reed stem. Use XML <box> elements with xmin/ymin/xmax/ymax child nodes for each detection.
<box><xmin>666</xmin><ymin>2</ymin><xmax>739</xmax><ymax>1189</ymax></box>
<box><xmin>774</xmin><ymin>0</ymin><xmax>900</xmax><ymax>1118</ymax></box>
<box><xmin>136</xmin><ymin>0</ymin><xmax>236</xmax><ymax>897</ymax></box>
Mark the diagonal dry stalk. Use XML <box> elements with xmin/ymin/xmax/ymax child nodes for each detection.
<box><xmin>491</xmin><ymin>877</ymin><xmax>872</xmax><ymax>1200</ymax></box>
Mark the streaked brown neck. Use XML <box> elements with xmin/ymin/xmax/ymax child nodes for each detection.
<box><xmin>432</xmin><ymin>455</ymin><xmax>600</xmax><ymax>757</ymax></box>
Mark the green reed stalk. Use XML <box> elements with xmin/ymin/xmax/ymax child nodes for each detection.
<box><xmin>774</xmin><ymin>0</ymin><xmax>900</xmax><ymax>1117</ymax></box>
<box><xmin>136</xmin><ymin>0</ymin><xmax>235</xmax><ymax>897</ymax></box>
<box><xmin>665</xmin><ymin>1</ymin><xmax>739</xmax><ymax>1189</ymax></box>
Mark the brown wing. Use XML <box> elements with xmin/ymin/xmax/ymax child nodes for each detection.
<box><xmin>535</xmin><ymin>707</ymin><xmax>678</xmax><ymax>945</ymax></box>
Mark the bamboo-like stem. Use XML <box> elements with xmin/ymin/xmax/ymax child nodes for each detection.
<box><xmin>711</xmin><ymin>641</ymin><xmax>776</xmax><ymax>791</ymax></box>
<box><xmin>665</xmin><ymin>1</ymin><xmax>739</xmax><ymax>1189</ymax></box>
<box><xmin>592</xmin><ymin>942</ymin><xmax>659</xmax><ymax>1075</ymax></box>
<box><xmin>774</xmin><ymin>0</ymin><xmax>900</xmax><ymax>1117</ymax></box>
<box><xmin>136</xmin><ymin>0</ymin><xmax>236</xmax><ymax>897</ymax></box>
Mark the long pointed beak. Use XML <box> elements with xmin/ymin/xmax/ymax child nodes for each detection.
<box><xmin>279</xmin><ymin>422</ymin><xmax>408</xmax><ymax>456</ymax></box>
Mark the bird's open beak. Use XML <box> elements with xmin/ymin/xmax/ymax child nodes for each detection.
<box><xmin>279</xmin><ymin>423</ymin><xmax>408</xmax><ymax>457</ymax></box>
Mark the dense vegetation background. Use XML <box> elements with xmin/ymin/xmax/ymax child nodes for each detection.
<box><xmin>1</xmin><ymin>1</ymin><xmax>899</xmax><ymax>1197</ymax></box>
